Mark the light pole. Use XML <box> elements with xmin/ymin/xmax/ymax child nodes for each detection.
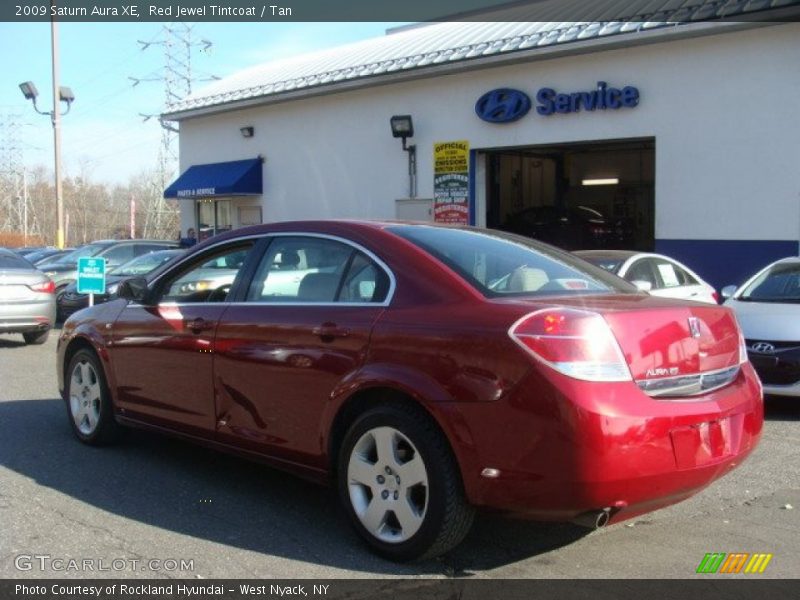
<box><xmin>18</xmin><ymin>15</ymin><xmax>74</xmax><ymax>249</ymax></box>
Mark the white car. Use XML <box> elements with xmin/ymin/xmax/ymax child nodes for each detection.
<box><xmin>723</xmin><ymin>256</ymin><xmax>800</xmax><ymax>398</ymax></box>
<box><xmin>575</xmin><ymin>250</ymin><xmax>719</xmax><ymax>304</ymax></box>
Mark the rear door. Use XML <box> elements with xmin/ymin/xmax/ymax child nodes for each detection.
<box><xmin>212</xmin><ymin>234</ymin><xmax>392</xmax><ymax>467</ymax></box>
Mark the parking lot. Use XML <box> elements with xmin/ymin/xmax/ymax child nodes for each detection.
<box><xmin>0</xmin><ymin>331</ymin><xmax>798</xmax><ymax>579</ymax></box>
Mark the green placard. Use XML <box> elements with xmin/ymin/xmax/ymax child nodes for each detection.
<box><xmin>76</xmin><ymin>257</ymin><xmax>106</xmax><ymax>294</ymax></box>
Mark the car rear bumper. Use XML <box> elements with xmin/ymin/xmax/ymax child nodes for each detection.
<box><xmin>0</xmin><ymin>299</ymin><xmax>56</xmax><ymax>333</ymax></box>
<box><xmin>446</xmin><ymin>361</ymin><xmax>763</xmax><ymax>522</ymax></box>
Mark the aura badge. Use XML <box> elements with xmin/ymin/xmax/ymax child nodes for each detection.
<box><xmin>696</xmin><ymin>552</ymin><xmax>773</xmax><ymax>574</ymax></box>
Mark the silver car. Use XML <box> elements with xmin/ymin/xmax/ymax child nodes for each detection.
<box><xmin>0</xmin><ymin>248</ymin><xmax>56</xmax><ymax>344</ymax></box>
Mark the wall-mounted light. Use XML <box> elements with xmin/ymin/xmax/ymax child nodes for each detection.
<box><xmin>390</xmin><ymin>115</ymin><xmax>416</xmax><ymax>198</ymax></box>
<box><xmin>240</xmin><ymin>126</ymin><xmax>254</xmax><ymax>138</ymax></box>
<box><xmin>582</xmin><ymin>178</ymin><xmax>619</xmax><ymax>186</ymax></box>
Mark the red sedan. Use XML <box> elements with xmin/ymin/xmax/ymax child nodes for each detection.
<box><xmin>57</xmin><ymin>221</ymin><xmax>763</xmax><ymax>561</ymax></box>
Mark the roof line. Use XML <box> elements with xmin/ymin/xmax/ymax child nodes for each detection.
<box><xmin>162</xmin><ymin>20</ymin><xmax>767</xmax><ymax>122</ymax></box>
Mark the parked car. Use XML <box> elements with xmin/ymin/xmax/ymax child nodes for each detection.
<box><xmin>502</xmin><ymin>205</ymin><xmax>613</xmax><ymax>250</ymax></box>
<box><xmin>57</xmin><ymin>222</ymin><xmax>762</xmax><ymax>561</ymax></box>
<box><xmin>29</xmin><ymin>248</ymin><xmax>74</xmax><ymax>266</ymax></box>
<box><xmin>14</xmin><ymin>246</ymin><xmax>47</xmax><ymax>257</ymax></box>
<box><xmin>723</xmin><ymin>257</ymin><xmax>800</xmax><ymax>398</ymax></box>
<box><xmin>0</xmin><ymin>248</ymin><xmax>56</xmax><ymax>345</ymax></box>
<box><xmin>58</xmin><ymin>249</ymin><xmax>185</xmax><ymax>321</ymax></box>
<box><xmin>575</xmin><ymin>250</ymin><xmax>719</xmax><ymax>304</ymax></box>
<box><xmin>38</xmin><ymin>239</ymin><xmax>180</xmax><ymax>317</ymax></box>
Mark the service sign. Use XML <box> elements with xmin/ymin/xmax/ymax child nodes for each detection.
<box><xmin>433</xmin><ymin>141</ymin><xmax>470</xmax><ymax>225</ymax></box>
<box><xmin>77</xmin><ymin>257</ymin><xmax>106</xmax><ymax>295</ymax></box>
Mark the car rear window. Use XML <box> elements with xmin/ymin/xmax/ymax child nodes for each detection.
<box><xmin>0</xmin><ymin>254</ymin><xmax>34</xmax><ymax>269</ymax></box>
<box><xmin>388</xmin><ymin>225</ymin><xmax>634</xmax><ymax>297</ymax></box>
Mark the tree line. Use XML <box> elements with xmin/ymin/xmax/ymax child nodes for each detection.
<box><xmin>0</xmin><ymin>166</ymin><xmax>180</xmax><ymax>248</ymax></box>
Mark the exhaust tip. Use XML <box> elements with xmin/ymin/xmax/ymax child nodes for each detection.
<box><xmin>572</xmin><ymin>508</ymin><xmax>612</xmax><ymax>529</ymax></box>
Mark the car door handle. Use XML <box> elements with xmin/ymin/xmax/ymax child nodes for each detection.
<box><xmin>185</xmin><ymin>317</ymin><xmax>214</xmax><ymax>333</ymax></box>
<box><xmin>312</xmin><ymin>323</ymin><xmax>350</xmax><ymax>339</ymax></box>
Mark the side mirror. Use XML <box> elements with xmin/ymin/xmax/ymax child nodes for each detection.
<box><xmin>631</xmin><ymin>280</ymin><xmax>652</xmax><ymax>292</ymax></box>
<box><xmin>721</xmin><ymin>285</ymin><xmax>737</xmax><ymax>300</ymax></box>
<box><xmin>117</xmin><ymin>277</ymin><xmax>149</xmax><ymax>303</ymax></box>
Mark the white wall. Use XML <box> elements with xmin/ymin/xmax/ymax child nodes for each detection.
<box><xmin>178</xmin><ymin>23</ymin><xmax>800</xmax><ymax>243</ymax></box>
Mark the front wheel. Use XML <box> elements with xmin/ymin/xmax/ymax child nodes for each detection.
<box><xmin>65</xmin><ymin>349</ymin><xmax>121</xmax><ymax>445</ymax></box>
<box><xmin>337</xmin><ymin>403</ymin><xmax>474</xmax><ymax>561</ymax></box>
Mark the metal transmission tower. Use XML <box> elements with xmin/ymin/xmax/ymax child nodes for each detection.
<box><xmin>0</xmin><ymin>113</ymin><xmax>39</xmax><ymax>243</ymax></box>
<box><xmin>130</xmin><ymin>24</ymin><xmax>214</xmax><ymax>238</ymax></box>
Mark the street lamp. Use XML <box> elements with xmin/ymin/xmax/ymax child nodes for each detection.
<box><xmin>18</xmin><ymin>17</ymin><xmax>74</xmax><ymax>249</ymax></box>
<box><xmin>390</xmin><ymin>115</ymin><xmax>417</xmax><ymax>198</ymax></box>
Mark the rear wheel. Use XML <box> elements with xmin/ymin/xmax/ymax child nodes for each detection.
<box><xmin>23</xmin><ymin>329</ymin><xmax>49</xmax><ymax>345</ymax></box>
<box><xmin>65</xmin><ymin>349</ymin><xmax>121</xmax><ymax>445</ymax></box>
<box><xmin>337</xmin><ymin>403</ymin><xmax>474</xmax><ymax>561</ymax></box>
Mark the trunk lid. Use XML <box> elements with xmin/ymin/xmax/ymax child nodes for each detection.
<box><xmin>499</xmin><ymin>293</ymin><xmax>741</xmax><ymax>383</ymax></box>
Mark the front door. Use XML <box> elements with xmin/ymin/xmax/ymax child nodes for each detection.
<box><xmin>109</xmin><ymin>240</ymin><xmax>256</xmax><ymax>436</ymax></box>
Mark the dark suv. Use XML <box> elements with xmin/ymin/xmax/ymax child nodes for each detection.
<box><xmin>37</xmin><ymin>239</ymin><xmax>180</xmax><ymax>319</ymax></box>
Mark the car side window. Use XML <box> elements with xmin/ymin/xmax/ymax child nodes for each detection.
<box><xmin>655</xmin><ymin>259</ymin><xmax>698</xmax><ymax>287</ymax></box>
<box><xmin>626</xmin><ymin>259</ymin><xmax>660</xmax><ymax>289</ymax></box>
<box><xmin>157</xmin><ymin>242</ymin><xmax>254</xmax><ymax>304</ymax></box>
<box><xmin>246</xmin><ymin>236</ymin><xmax>389</xmax><ymax>303</ymax></box>
<box><xmin>134</xmin><ymin>243</ymin><xmax>173</xmax><ymax>256</ymax></box>
<box><xmin>656</xmin><ymin>260</ymin><xmax>699</xmax><ymax>287</ymax></box>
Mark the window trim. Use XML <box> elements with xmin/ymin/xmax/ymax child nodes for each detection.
<box><xmin>135</xmin><ymin>232</ymin><xmax>396</xmax><ymax>308</ymax></box>
<box><xmin>235</xmin><ymin>232</ymin><xmax>396</xmax><ymax>307</ymax></box>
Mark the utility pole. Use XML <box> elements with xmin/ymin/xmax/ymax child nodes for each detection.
<box><xmin>130</xmin><ymin>24</ymin><xmax>215</xmax><ymax>239</ymax></box>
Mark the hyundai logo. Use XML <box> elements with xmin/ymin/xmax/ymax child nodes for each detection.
<box><xmin>751</xmin><ymin>342</ymin><xmax>776</xmax><ymax>354</ymax></box>
<box><xmin>475</xmin><ymin>88</ymin><xmax>532</xmax><ymax>123</ymax></box>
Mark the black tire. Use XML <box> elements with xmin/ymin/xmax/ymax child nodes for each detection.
<box><xmin>337</xmin><ymin>402</ymin><xmax>475</xmax><ymax>561</ymax></box>
<box><xmin>23</xmin><ymin>329</ymin><xmax>50</xmax><ymax>345</ymax></box>
<box><xmin>64</xmin><ymin>349</ymin><xmax>122</xmax><ymax>445</ymax></box>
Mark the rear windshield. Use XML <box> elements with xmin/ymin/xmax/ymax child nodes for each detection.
<box><xmin>388</xmin><ymin>225</ymin><xmax>634</xmax><ymax>297</ymax></box>
<box><xmin>0</xmin><ymin>254</ymin><xmax>34</xmax><ymax>269</ymax></box>
<box><xmin>740</xmin><ymin>262</ymin><xmax>800</xmax><ymax>302</ymax></box>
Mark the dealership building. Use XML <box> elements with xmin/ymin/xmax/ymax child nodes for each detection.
<box><xmin>163</xmin><ymin>15</ymin><xmax>800</xmax><ymax>289</ymax></box>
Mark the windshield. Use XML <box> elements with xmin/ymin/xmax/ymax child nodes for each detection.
<box><xmin>50</xmin><ymin>243</ymin><xmax>109</xmax><ymax>265</ymax></box>
<box><xmin>740</xmin><ymin>262</ymin><xmax>800</xmax><ymax>302</ymax></box>
<box><xmin>110</xmin><ymin>250</ymin><xmax>182</xmax><ymax>276</ymax></box>
<box><xmin>388</xmin><ymin>225</ymin><xmax>634</xmax><ymax>297</ymax></box>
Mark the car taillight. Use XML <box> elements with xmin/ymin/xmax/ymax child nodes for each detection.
<box><xmin>732</xmin><ymin>314</ymin><xmax>748</xmax><ymax>365</ymax></box>
<box><xmin>712</xmin><ymin>290</ymin><xmax>720</xmax><ymax>304</ymax></box>
<box><xmin>28</xmin><ymin>280</ymin><xmax>55</xmax><ymax>294</ymax></box>
<box><xmin>509</xmin><ymin>308</ymin><xmax>632</xmax><ymax>382</ymax></box>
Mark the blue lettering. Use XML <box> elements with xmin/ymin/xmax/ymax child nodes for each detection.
<box><xmin>536</xmin><ymin>88</ymin><xmax>555</xmax><ymax>115</ymax></box>
<box><xmin>554</xmin><ymin>93</ymin><xmax>571</xmax><ymax>113</ymax></box>
<box><xmin>596</xmin><ymin>81</ymin><xmax>607</xmax><ymax>109</ymax></box>
<box><xmin>606</xmin><ymin>87</ymin><xmax>621</xmax><ymax>108</ymax></box>
<box><xmin>580</xmin><ymin>91</ymin><xmax>596</xmax><ymax>110</ymax></box>
<box><xmin>621</xmin><ymin>86</ymin><xmax>639</xmax><ymax>107</ymax></box>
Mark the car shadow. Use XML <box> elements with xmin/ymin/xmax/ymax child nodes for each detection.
<box><xmin>764</xmin><ymin>396</ymin><xmax>800</xmax><ymax>422</ymax></box>
<box><xmin>0</xmin><ymin>336</ymin><xmax>26</xmax><ymax>348</ymax></box>
<box><xmin>0</xmin><ymin>398</ymin><xmax>589</xmax><ymax>576</ymax></box>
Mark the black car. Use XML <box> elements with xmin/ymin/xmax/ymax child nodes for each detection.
<box><xmin>36</xmin><ymin>239</ymin><xmax>181</xmax><ymax>319</ymax></box>
<box><xmin>502</xmin><ymin>205</ymin><xmax>613</xmax><ymax>250</ymax></box>
<box><xmin>58</xmin><ymin>249</ymin><xmax>184</xmax><ymax>321</ymax></box>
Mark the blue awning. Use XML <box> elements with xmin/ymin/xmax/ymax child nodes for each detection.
<box><xmin>164</xmin><ymin>158</ymin><xmax>263</xmax><ymax>199</ymax></box>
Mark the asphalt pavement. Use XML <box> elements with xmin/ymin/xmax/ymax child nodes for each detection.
<box><xmin>0</xmin><ymin>331</ymin><xmax>798</xmax><ymax>579</ymax></box>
